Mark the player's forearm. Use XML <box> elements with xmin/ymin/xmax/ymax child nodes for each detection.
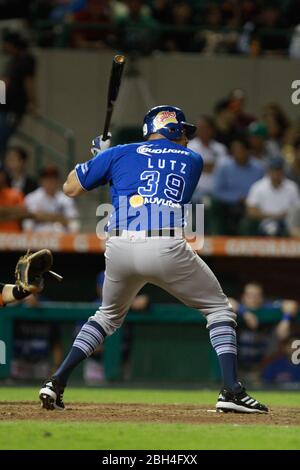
<box><xmin>247</xmin><ymin>206</ymin><xmax>264</xmax><ymax>219</ymax></box>
<box><xmin>33</xmin><ymin>212</ymin><xmax>69</xmax><ymax>226</ymax></box>
<box><xmin>0</xmin><ymin>284</ymin><xmax>31</xmax><ymax>306</ymax></box>
<box><xmin>0</xmin><ymin>207</ymin><xmax>30</xmax><ymax>221</ymax></box>
<box><xmin>0</xmin><ymin>207</ymin><xmax>16</xmax><ymax>221</ymax></box>
<box><xmin>247</xmin><ymin>206</ymin><xmax>286</xmax><ymax>220</ymax></box>
<box><xmin>1</xmin><ymin>285</ymin><xmax>16</xmax><ymax>304</ymax></box>
<box><xmin>63</xmin><ymin>169</ymin><xmax>85</xmax><ymax>198</ymax></box>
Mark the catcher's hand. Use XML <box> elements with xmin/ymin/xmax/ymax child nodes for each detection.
<box><xmin>15</xmin><ymin>249</ymin><xmax>63</xmax><ymax>293</ymax></box>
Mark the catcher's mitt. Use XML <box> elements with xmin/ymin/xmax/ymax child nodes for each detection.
<box><xmin>15</xmin><ymin>249</ymin><xmax>62</xmax><ymax>293</ymax></box>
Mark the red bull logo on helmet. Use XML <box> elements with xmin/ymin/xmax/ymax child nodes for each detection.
<box><xmin>153</xmin><ymin>111</ymin><xmax>178</xmax><ymax>130</ymax></box>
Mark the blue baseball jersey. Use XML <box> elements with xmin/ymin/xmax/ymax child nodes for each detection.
<box><xmin>76</xmin><ymin>138</ymin><xmax>203</xmax><ymax>231</ymax></box>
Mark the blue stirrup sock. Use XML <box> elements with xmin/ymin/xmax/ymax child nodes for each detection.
<box><xmin>208</xmin><ymin>321</ymin><xmax>240</xmax><ymax>392</ymax></box>
<box><xmin>53</xmin><ymin>320</ymin><xmax>106</xmax><ymax>387</ymax></box>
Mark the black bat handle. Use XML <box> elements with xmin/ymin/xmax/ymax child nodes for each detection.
<box><xmin>102</xmin><ymin>55</ymin><xmax>125</xmax><ymax>141</ymax></box>
<box><xmin>103</xmin><ymin>106</ymin><xmax>113</xmax><ymax>141</ymax></box>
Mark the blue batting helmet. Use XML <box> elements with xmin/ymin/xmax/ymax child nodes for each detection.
<box><xmin>143</xmin><ymin>105</ymin><xmax>196</xmax><ymax>140</ymax></box>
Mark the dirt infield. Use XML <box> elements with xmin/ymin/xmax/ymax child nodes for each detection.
<box><xmin>0</xmin><ymin>402</ymin><xmax>300</xmax><ymax>425</ymax></box>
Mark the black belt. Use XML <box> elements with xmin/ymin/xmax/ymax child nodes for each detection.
<box><xmin>108</xmin><ymin>229</ymin><xmax>183</xmax><ymax>237</ymax></box>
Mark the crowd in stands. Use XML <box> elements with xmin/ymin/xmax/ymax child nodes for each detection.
<box><xmin>0</xmin><ymin>31</ymin><xmax>79</xmax><ymax>234</ymax></box>
<box><xmin>0</xmin><ymin>31</ymin><xmax>37</xmax><ymax>157</ymax></box>
<box><xmin>0</xmin><ymin>23</ymin><xmax>300</xmax><ymax>238</ymax></box>
<box><xmin>1</xmin><ymin>85</ymin><xmax>300</xmax><ymax>237</ymax></box>
<box><xmin>0</xmin><ymin>147</ymin><xmax>79</xmax><ymax>234</ymax></box>
<box><xmin>188</xmin><ymin>89</ymin><xmax>300</xmax><ymax>236</ymax></box>
<box><xmin>230</xmin><ymin>282</ymin><xmax>300</xmax><ymax>386</ymax></box>
<box><xmin>0</xmin><ymin>0</ymin><xmax>300</xmax><ymax>56</ymax></box>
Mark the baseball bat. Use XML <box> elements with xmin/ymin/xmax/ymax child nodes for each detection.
<box><xmin>102</xmin><ymin>54</ymin><xmax>126</xmax><ymax>141</ymax></box>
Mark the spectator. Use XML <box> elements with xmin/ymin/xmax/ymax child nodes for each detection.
<box><xmin>29</xmin><ymin>0</ymin><xmax>58</xmax><ymax>47</ymax></box>
<box><xmin>287</xmin><ymin>140</ymin><xmax>300</xmax><ymax>188</ymax></box>
<box><xmin>262</xmin><ymin>103</ymin><xmax>290</xmax><ymax>153</ymax></box>
<box><xmin>258</xmin><ymin>5</ymin><xmax>289</xmax><ymax>55</ymax></box>
<box><xmin>286</xmin><ymin>141</ymin><xmax>300</xmax><ymax>236</ymax></box>
<box><xmin>286</xmin><ymin>0</ymin><xmax>300</xmax><ymax>27</ymax></box>
<box><xmin>116</xmin><ymin>0</ymin><xmax>159</xmax><ymax>54</ymax></box>
<box><xmin>246</xmin><ymin>156</ymin><xmax>300</xmax><ymax>236</ymax></box>
<box><xmin>214</xmin><ymin>99</ymin><xmax>238</xmax><ymax>149</ymax></box>
<box><xmin>230</xmin><ymin>282</ymin><xmax>298</xmax><ymax>383</ymax></box>
<box><xmin>212</xmin><ymin>137</ymin><xmax>264</xmax><ymax>234</ymax></box>
<box><xmin>151</xmin><ymin>0</ymin><xmax>172</xmax><ymax>24</ymax></box>
<box><xmin>204</xmin><ymin>3</ymin><xmax>223</xmax><ymax>30</ymax></box>
<box><xmin>262</xmin><ymin>337</ymin><xmax>300</xmax><ymax>386</ymax></box>
<box><xmin>247</xmin><ymin>121</ymin><xmax>277</xmax><ymax>165</ymax></box>
<box><xmin>240</xmin><ymin>0</ymin><xmax>259</xmax><ymax>25</ymax></box>
<box><xmin>286</xmin><ymin>142</ymin><xmax>300</xmax><ymax>236</ymax></box>
<box><xmin>30</xmin><ymin>0</ymin><xmax>85</xmax><ymax>47</ymax></box>
<box><xmin>221</xmin><ymin>0</ymin><xmax>240</xmax><ymax>29</ymax></box>
<box><xmin>231</xmin><ymin>283</ymin><xmax>298</xmax><ymax>339</ymax></box>
<box><xmin>287</xmin><ymin>204</ymin><xmax>300</xmax><ymax>237</ymax></box>
<box><xmin>0</xmin><ymin>163</ymin><xmax>28</xmax><ymax>233</ymax></box>
<box><xmin>287</xmin><ymin>205</ymin><xmax>300</xmax><ymax>237</ymax></box>
<box><xmin>237</xmin><ymin>21</ymin><xmax>257</xmax><ymax>55</ymax></box>
<box><xmin>286</xmin><ymin>122</ymin><xmax>300</xmax><ymax>157</ymax></box>
<box><xmin>0</xmin><ymin>31</ymin><xmax>37</xmax><ymax>158</ymax></box>
<box><xmin>164</xmin><ymin>2</ymin><xmax>195</xmax><ymax>53</ymax></box>
<box><xmin>276</xmin><ymin>300</ymin><xmax>299</xmax><ymax>341</ymax></box>
<box><xmin>201</xmin><ymin>4</ymin><xmax>238</xmax><ymax>55</ymax></box>
<box><xmin>71</xmin><ymin>0</ymin><xmax>114</xmax><ymax>49</ymax></box>
<box><xmin>23</xmin><ymin>165</ymin><xmax>80</xmax><ymax>233</ymax></box>
<box><xmin>113</xmin><ymin>0</ymin><xmax>151</xmax><ymax>21</ymax></box>
<box><xmin>289</xmin><ymin>24</ymin><xmax>300</xmax><ymax>59</ymax></box>
<box><xmin>227</xmin><ymin>88</ymin><xmax>256</xmax><ymax>131</ymax></box>
<box><xmin>188</xmin><ymin>115</ymin><xmax>228</xmax><ymax>201</ymax></box>
<box><xmin>51</xmin><ymin>0</ymin><xmax>86</xmax><ymax>21</ymax></box>
<box><xmin>4</xmin><ymin>146</ymin><xmax>37</xmax><ymax>195</ymax></box>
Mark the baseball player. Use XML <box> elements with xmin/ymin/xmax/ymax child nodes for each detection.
<box><xmin>39</xmin><ymin>105</ymin><xmax>268</xmax><ymax>413</ymax></box>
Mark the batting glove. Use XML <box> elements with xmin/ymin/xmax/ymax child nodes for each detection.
<box><xmin>91</xmin><ymin>133</ymin><xmax>112</xmax><ymax>157</ymax></box>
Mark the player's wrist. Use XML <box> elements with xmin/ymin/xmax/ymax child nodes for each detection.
<box><xmin>12</xmin><ymin>285</ymin><xmax>32</xmax><ymax>300</ymax></box>
<box><xmin>91</xmin><ymin>133</ymin><xmax>112</xmax><ymax>156</ymax></box>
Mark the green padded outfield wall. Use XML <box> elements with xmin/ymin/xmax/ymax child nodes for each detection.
<box><xmin>0</xmin><ymin>303</ymin><xmax>286</xmax><ymax>384</ymax></box>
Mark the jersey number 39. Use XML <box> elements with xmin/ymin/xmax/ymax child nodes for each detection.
<box><xmin>138</xmin><ymin>171</ymin><xmax>185</xmax><ymax>203</ymax></box>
